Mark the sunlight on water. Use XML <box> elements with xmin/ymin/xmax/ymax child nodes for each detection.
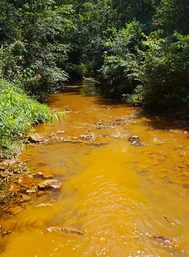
<box><xmin>1</xmin><ymin>89</ymin><xmax>189</xmax><ymax>257</ymax></box>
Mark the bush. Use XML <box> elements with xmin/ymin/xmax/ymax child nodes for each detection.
<box><xmin>98</xmin><ymin>21</ymin><xmax>143</xmax><ymax>98</ymax></box>
<box><xmin>138</xmin><ymin>31</ymin><xmax>189</xmax><ymax>112</ymax></box>
<box><xmin>99</xmin><ymin>55</ymin><xmax>139</xmax><ymax>98</ymax></box>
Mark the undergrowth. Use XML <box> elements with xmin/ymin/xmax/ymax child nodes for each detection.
<box><xmin>0</xmin><ymin>79</ymin><xmax>50</xmax><ymax>157</ymax></box>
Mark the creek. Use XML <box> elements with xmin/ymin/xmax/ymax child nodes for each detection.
<box><xmin>1</xmin><ymin>84</ymin><xmax>189</xmax><ymax>257</ymax></box>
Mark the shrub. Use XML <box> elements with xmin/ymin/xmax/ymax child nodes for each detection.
<box><xmin>98</xmin><ymin>21</ymin><xmax>143</xmax><ymax>98</ymax></box>
<box><xmin>138</xmin><ymin>31</ymin><xmax>189</xmax><ymax>112</ymax></box>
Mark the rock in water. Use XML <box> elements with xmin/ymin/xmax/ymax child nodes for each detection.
<box><xmin>28</xmin><ymin>133</ymin><xmax>44</xmax><ymax>143</ymax></box>
<box><xmin>128</xmin><ymin>135</ymin><xmax>139</xmax><ymax>142</ymax></box>
<box><xmin>38</xmin><ymin>179</ymin><xmax>62</xmax><ymax>190</ymax></box>
<box><xmin>46</xmin><ymin>226</ymin><xmax>84</xmax><ymax>235</ymax></box>
<box><xmin>128</xmin><ymin>135</ymin><xmax>145</xmax><ymax>146</ymax></box>
<box><xmin>132</xmin><ymin>141</ymin><xmax>145</xmax><ymax>146</ymax></box>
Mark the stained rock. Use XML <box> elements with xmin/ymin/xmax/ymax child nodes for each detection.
<box><xmin>25</xmin><ymin>187</ymin><xmax>38</xmax><ymax>194</ymax></box>
<box><xmin>49</xmin><ymin>132</ymin><xmax>59</xmax><ymax>142</ymax></box>
<box><xmin>0</xmin><ymin>169</ymin><xmax>10</xmax><ymax>178</ymax></box>
<box><xmin>38</xmin><ymin>179</ymin><xmax>62</xmax><ymax>190</ymax></box>
<box><xmin>96</xmin><ymin>120</ymin><xmax>105</xmax><ymax>126</ymax></box>
<box><xmin>57</xmin><ymin>130</ymin><xmax>65</xmax><ymax>134</ymax></box>
<box><xmin>0</xmin><ymin>230</ymin><xmax>12</xmax><ymax>238</ymax></box>
<box><xmin>28</xmin><ymin>133</ymin><xmax>44</xmax><ymax>143</ymax></box>
<box><xmin>46</xmin><ymin>226</ymin><xmax>84</xmax><ymax>235</ymax></box>
<box><xmin>35</xmin><ymin>203</ymin><xmax>53</xmax><ymax>208</ymax></box>
<box><xmin>20</xmin><ymin>194</ymin><xmax>32</xmax><ymax>202</ymax></box>
<box><xmin>2</xmin><ymin>160</ymin><xmax>11</xmax><ymax>167</ymax></box>
<box><xmin>128</xmin><ymin>135</ymin><xmax>139</xmax><ymax>142</ymax></box>
<box><xmin>42</xmin><ymin>173</ymin><xmax>54</xmax><ymax>179</ymax></box>
<box><xmin>128</xmin><ymin>135</ymin><xmax>145</xmax><ymax>146</ymax></box>
<box><xmin>65</xmin><ymin>107</ymin><xmax>72</xmax><ymax>112</ymax></box>
<box><xmin>79</xmin><ymin>130</ymin><xmax>95</xmax><ymax>141</ymax></box>
<box><xmin>0</xmin><ymin>165</ymin><xmax>6</xmax><ymax>171</ymax></box>
<box><xmin>152</xmin><ymin>235</ymin><xmax>179</xmax><ymax>247</ymax></box>
<box><xmin>34</xmin><ymin>171</ymin><xmax>54</xmax><ymax>179</ymax></box>
<box><xmin>132</xmin><ymin>141</ymin><xmax>145</xmax><ymax>146</ymax></box>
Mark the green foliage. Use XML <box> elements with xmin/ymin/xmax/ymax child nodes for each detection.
<box><xmin>98</xmin><ymin>55</ymin><xmax>138</xmax><ymax>98</ymax></box>
<box><xmin>137</xmin><ymin>31</ymin><xmax>189</xmax><ymax>112</ymax></box>
<box><xmin>19</xmin><ymin>3</ymin><xmax>72</xmax><ymax>96</ymax></box>
<box><xmin>0</xmin><ymin>80</ymin><xmax>50</xmax><ymax>155</ymax></box>
<box><xmin>123</xmin><ymin>85</ymin><xmax>144</xmax><ymax>105</ymax></box>
<box><xmin>80</xmin><ymin>79</ymin><xmax>99</xmax><ymax>96</ymax></box>
<box><xmin>0</xmin><ymin>41</ymin><xmax>26</xmax><ymax>81</ymax></box>
<box><xmin>0</xmin><ymin>1</ymin><xmax>73</xmax><ymax>99</ymax></box>
<box><xmin>1</xmin><ymin>0</ymin><xmax>189</xmax><ymax>117</ymax></box>
<box><xmin>98</xmin><ymin>21</ymin><xmax>142</xmax><ymax>98</ymax></box>
<box><xmin>0</xmin><ymin>1</ymin><xmax>19</xmax><ymax>43</ymax></box>
<box><xmin>154</xmin><ymin>0</ymin><xmax>189</xmax><ymax>35</ymax></box>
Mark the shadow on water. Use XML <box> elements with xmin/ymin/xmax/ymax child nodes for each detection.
<box><xmin>95</xmin><ymin>97</ymin><xmax>131</xmax><ymax>106</ymax></box>
<box><xmin>47</xmin><ymin>83</ymin><xmax>189</xmax><ymax>132</ymax></box>
<box><xmin>96</xmin><ymin>96</ymin><xmax>189</xmax><ymax>132</ymax></box>
<box><xmin>135</xmin><ymin>109</ymin><xmax>189</xmax><ymax>131</ymax></box>
<box><xmin>45</xmin><ymin>90</ymin><xmax>81</xmax><ymax>105</ymax></box>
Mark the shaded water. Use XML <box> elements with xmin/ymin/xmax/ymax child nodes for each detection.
<box><xmin>1</xmin><ymin>88</ymin><xmax>189</xmax><ymax>256</ymax></box>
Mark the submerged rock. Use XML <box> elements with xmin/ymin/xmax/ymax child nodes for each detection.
<box><xmin>151</xmin><ymin>235</ymin><xmax>180</xmax><ymax>248</ymax></box>
<box><xmin>38</xmin><ymin>179</ymin><xmax>62</xmax><ymax>190</ymax></box>
<box><xmin>79</xmin><ymin>130</ymin><xmax>95</xmax><ymax>141</ymax></box>
<box><xmin>0</xmin><ymin>230</ymin><xmax>12</xmax><ymax>238</ymax></box>
<box><xmin>35</xmin><ymin>203</ymin><xmax>53</xmax><ymax>208</ymax></box>
<box><xmin>46</xmin><ymin>226</ymin><xmax>84</xmax><ymax>235</ymax></box>
<box><xmin>56</xmin><ymin>130</ymin><xmax>65</xmax><ymax>134</ymax></box>
<box><xmin>132</xmin><ymin>141</ymin><xmax>145</xmax><ymax>146</ymax></box>
<box><xmin>34</xmin><ymin>171</ymin><xmax>54</xmax><ymax>179</ymax></box>
<box><xmin>65</xmin><ymin>106</ymin><xmax>72</xmax><ymax>112</ymax></box>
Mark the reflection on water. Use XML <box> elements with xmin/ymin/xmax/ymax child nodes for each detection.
<box><xmin>1</xmin><ymin>89</ymin><xmax>189</xmax><ymax>257</ymax></box>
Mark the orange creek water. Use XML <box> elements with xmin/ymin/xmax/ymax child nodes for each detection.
<box><xmin>1</xmin><ymin>88</ymin><xmax>189</xmax><ymax>257</ymax></box>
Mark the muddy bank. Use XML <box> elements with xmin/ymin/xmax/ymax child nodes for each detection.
<box><xmin>0</xmin><ymin>135</ymin><xmax>63</xmax><ymax>233</ymax></box>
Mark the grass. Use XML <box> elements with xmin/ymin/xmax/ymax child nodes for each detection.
<box><xmin>0</xmin><ymin>79</ymin><xmax>50</xmax><ymax>157</ymax></box>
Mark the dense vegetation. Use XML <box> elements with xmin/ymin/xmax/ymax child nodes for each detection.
<box><xmin>1</xmin><ymin>0</ymin><xmax>189</xmax><ymax>154</ymax></box>
<box><xmin>0</xmin><ymin>80</ymin><xmax>50</xmax><ymax>156</ymax></box>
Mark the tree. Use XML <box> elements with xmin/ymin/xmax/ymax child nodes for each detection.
<box><xmin>0</xmin><ymin>1</ymin><xmax>19</xmax><ymax>43</ymax></box>
<box><xmin>154</xmin><ymin>0</ymin><xmax>189</xmax><ymax>35</ymax></box>
<box><xmin>98</xmin><ymin>21</ymin><xmax>143</xmax><ymax>98</ymax></box>
<box><xmin>136</xmin><ymin>31</ymin><xmax>189</xmax><ymax>112</ymax></box>
<box><xmin>0</xmin><ymin>0</ymin><xmax>74</xmax><ymax>98</ymax></box>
